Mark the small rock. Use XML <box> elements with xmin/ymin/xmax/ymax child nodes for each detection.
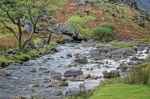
<box><xmin>67</xmin><ymin>53</ymin><xmax>72</xmax><ymax>57</ymax></box>
<box><xmin>0</xmin><ymin>70</ymin><xmax>12</xmax><ymax>77</ymax></box>
<box><xmin>29</xmin><ymin>84</ymin><xmax>39</xmax><ymax>88</ymax></box>
<box><xmin>74</xmin><ymin>58</ymin><xmax>87</xmax><ymax>64</ymax></box>
<box><xmin>45</xmin><ymin>82</ymin><xmax>53</xmax><ymax>88</ymax></box>
<box><xmin>39</xmin><ymin>67</ymin><xmax>48</xmax><ymax>71</ymax></box>
<box><xmin>51</xmin><ymin>71</ymin><xmax>62</xmax><ymax>80</ymax></box>
<box><xmin>6</xmin><ymin>48</ymin><xmax>17</xmax><ymax>54</ymax></box>
<box><xmin>30</xmin><ymin>67</ymin><xmax>36</xmax><ymax>72</ymax></box>
<box><xmin>57</xmin><ymin>81</ymin><xmax>68</xmax><ymax>86</ymax></box>
<box><xmin>54</xmin><ymin>90</ymin><xmax>63</xmax><ymax>96</ymax></box>
<box><xmin>51</xmin><ymin>48</ymin><xmax>58</xmax><ymax>53</ymax></box>
<box><xmin>83</xmin><ymin>74</ymin><xmax>90</xmax><ymax>79</ymax></box>
<box><xmin>90</xmin><ymin>75</ymin><xmax>98</xmax><ymax>79</ymax></box>
<box><xmin>130</xmin><ymin>56</ymin><xmax>139</xmax><ymax>61</ymax></box>
<box><xmin>103</xmin><ymin>70</ymin><xmax>120</xmax><ymax>78</ymax></box>
<box><xmin>43</xmin><ymin>70</ymin><xmax>50</xmax><ymax>73</ymax></box>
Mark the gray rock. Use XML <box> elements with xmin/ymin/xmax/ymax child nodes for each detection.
<box><xmin>39</xmin><ymin>67</ymin><xmax>48</xmax><ymax>71</ymax></box>
<box><xmin>64</xmin><ymin>70</ymin><xmax>83</xmax><ymax>77</ymax></box>
<box><xmin>74</xmin><ymin>57</ymin><xmax>87</xmax><ymax>64</ymax></box>
<box><xmin>0</xmin><ymin>70</ymin><xmax>12</xmax><ymax>77</ymax></box>
<box><xmin>30</xmin><ymin>67</ymin><xmax>36</xmax><ymax>72</ymax></box>
<box><xmin>67</xmin><ymin>53</ymin><xmax>72</xmax><ymax>57</ymax></box>
<box><xmin>103</xmin><ymin>70</ymin><xmax>120</xmax><ymax>78</ymax></box>
<box><xmin>55</xmin><ymin>23</ymin><xmax>74</xmax><ymax>37</ymax></box>
<box><xmin>51</xmin><ymin>71</ymin><xmax>62</xmax><ymax>80</ymax></box>
<box><xmin>54</xmin><ymin>90</ymin><xmax>63</xmax><ymax>96</ymax></box>
<box><xmin>6</xmin><ymin>48</ymin><xmax>17</xmax><ymax>54</ymax></box>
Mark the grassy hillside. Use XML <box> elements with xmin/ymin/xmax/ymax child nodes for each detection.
<box><xmin>53</xmin><ymin>0</ymin><xmax>150</xmax><ymax>38</ymax></box>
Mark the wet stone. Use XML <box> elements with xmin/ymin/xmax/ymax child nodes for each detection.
<box><xmin>0</xmin><ymin>70</ymin><xmax>12</xmax><ymax>77</ymax></box>
<box><xmin>30</xmin><ymin>67</ymin><xmax>36</xmax><ymax>72</ymax></box>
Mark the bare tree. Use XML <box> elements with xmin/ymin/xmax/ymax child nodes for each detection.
<box><xmin>0</xmin><ymin>0</ymin><xmax>49</xmax><ymax>50</ymax></box>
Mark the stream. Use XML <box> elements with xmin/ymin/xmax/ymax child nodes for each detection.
<box><xmin>0</xmin><ymin>42</ymin><xmax>150</xmax><ymax>99</ymax></box>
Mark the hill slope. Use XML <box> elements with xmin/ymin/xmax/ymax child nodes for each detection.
<box><xmin>53</xmin><ymin>0</ymin><xmax>150</xmax><ymax>39</ymax></box>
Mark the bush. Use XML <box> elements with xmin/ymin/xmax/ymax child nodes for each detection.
<box><xmin>66</xmin><ymin>15</ymin><xmax>95</xmax><ymax>39</ymax></box>
<box><xmin>94</xmin><ymin>23</ymin><xmax>117</xmax><ymax>41</ymax></box>
<box><xmin>124</xmin><ymin>62</ymin><xmax>150</xmax><ymax>86</ymax></box>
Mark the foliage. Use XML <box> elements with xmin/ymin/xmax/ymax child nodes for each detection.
<box><xmin>66</xmin><ymin>15</ymin><xmax>95</xmax><ymax>39</ymax></box>
<box><xmin>0</xmin><ymin>0</ymin><xmax>50</xmax><ymax>50</ymax></box>
<box><xmin>93</xmin><ymin>23</ymin><xmax>117</xmax><ymax>41</ymax></box>
<box><xmin>124</xmin><ymin>62</ymin><xmax>150</xmax><ymax>86</ymax></box>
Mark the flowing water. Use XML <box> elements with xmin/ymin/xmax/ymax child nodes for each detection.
<box><xmin>0</xmin><ymin>42</ymin><xmax>149</xmax><ymax>99</ymax></box>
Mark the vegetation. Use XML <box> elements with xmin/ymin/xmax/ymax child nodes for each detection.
<box><xmin>89</xmin><ymin>84</ymin><xmax>150</xmax><ymax>99</ymax></box>
<box><xmin>66</xmin><ymin>15</ymin><xmax>95</xmax><ymax>39</ymax></box>
<box><xmin>0</xmin><ymin>42</ymin><xmax>57</xmax><ymax>67</ymax></box>
<box><xmin>124</xmin><ymin>62</ymin><xmax>150</xmax><ymax>86</ymax></box>
<box><xmin>0</xmin><ymin>0</ymin><xmax>50</xmax><ymax>50</ymax></box>
<box><xmin>93</xmin><ymin>23</ymin><xmax>117</xmax><ymax>41</ymax></box>
<box><xmin>111</xmin><ymin>41</ymin><xmax>133</xmax><ymax>47</ymax></box>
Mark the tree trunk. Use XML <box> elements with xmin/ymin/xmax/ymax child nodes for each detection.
<box><xmin>47</xmin><ymin>34</ymin><xmax>52</xmax><ymax>44</ymax></box>
<box><xmin>17</xmin><ymin>18</ymin><xmax>23</xmax><ymax>50</ymax></box>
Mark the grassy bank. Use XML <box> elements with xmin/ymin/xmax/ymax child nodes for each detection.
<box><xmin>0</xmin><ymin>42</ymin><xmax>58</xmax><ymax>68</ymax></box>
<box><xmin>89</xmin><ymin>84</ymin><xmax>150</xmax><ymax>99</ymax></box>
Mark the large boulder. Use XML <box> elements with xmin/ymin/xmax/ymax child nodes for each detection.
<box><xmin>55</xmin><ymin>23</ymin><xmax>75</xmax><ymax>37</ymax></box>
<box><xmin>64</xmin><ymin>70</ymin><xmax>83</xmax><ymax>77</ymax></box>
<box><xmin>103</xmin><ymin>70</ymin><xmax>120</xmax><ymax>78</ymax></box>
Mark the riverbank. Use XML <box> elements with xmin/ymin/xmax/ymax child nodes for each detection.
<box><xmin>0</xmin><ymin>42</ymin><xmax>58</xmax><ymax>68</ymax></box>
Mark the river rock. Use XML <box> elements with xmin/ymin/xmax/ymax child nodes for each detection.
<box><xmin>54</xmin><ymin>90</ymin><xmax>63</xmax><ymax>96</ymax></box>
<box><xmin>64</xmin><ymin>70</ymin><xmax>83</xmax><ymax>77</ymax></box>
<box><xmin>45</xmin><ymin>82</ymin><xmax>53</xmax><ymax>88</ymax></box>
<box><xmin>39</xmin><ymin>67</ymin><xmax>48</xmax><ymax>71</ymax></box>
<box><xmin>130</xmin><ymin>56</ymin><xmax>139</xmax><ymax>61</ymax></box>
<box><xmin>51</xmin><ymin>71</ymin><xmax>62</xmax><ymax>80</ymax></box>
<box><xmin>103</xmin><ymin>70</ymin><xmax>120</xmax><ymax>78</ymax></box>
<box><xmin>57</xmin><ymin>81</ymin><xmax>68</xmax><ymax>86</ymax></box>
<box><xmin>74</xmin><ymin>57</ymin><xmax>87</xmax><ymax>64</ymax></box>
<box><xmin>67</xmin><ymin>53</ymin><xmax>72</xmax><ymax>57</ymax></box>
<box><xmin>0</xmin><ymin>70</ymin><xmax>12</xmax><ymax>77</ymax></box>
<box><xmin>30</xmin><ymin>67</ymin><xmax>36</xmax><ymax>72</ymax></box>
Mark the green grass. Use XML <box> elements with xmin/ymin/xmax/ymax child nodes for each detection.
<box><xmin>111</xmin><ymin>41</ymin><xmax>133</xmax><ymax>47</ymax></box>
<box><xmin>0</xmin><ymin>42</ymin><xmax>57</xmax><ymax>67</ymax></box>
<box><xmin>89</xmin><ymin>84</ymin><xmax>150</xmax><ymax>99</ymax></box>
<box><xmin>124</xmin><ymin>62</ymin><xmax>150</xmax><ymax>86</ymax></box>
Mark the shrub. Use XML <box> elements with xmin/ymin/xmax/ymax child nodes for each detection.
<box><xmin>124</xmin><ymin>62</ymin><xmax>150</xmax><ymax>86</ymax></box>
<box><xmin>94</xmin><ymin>23</ymin><xmax>117</xmax><ymax>41</ymax></box>
<box><xmin>66</xmin><ymin>15</ymin><xmax>95</xmax><ymax>39</ymax></box>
